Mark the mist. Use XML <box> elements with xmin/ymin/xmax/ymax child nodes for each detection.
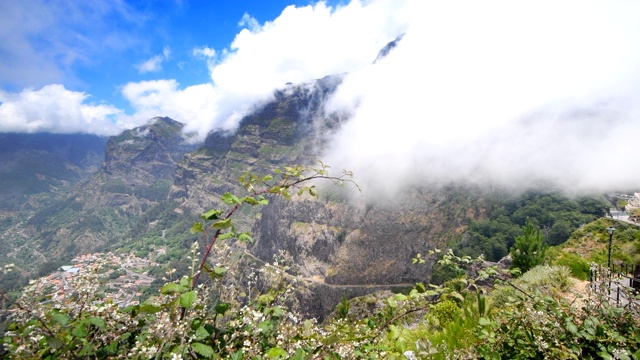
<box><xmin>322</xmin><ymin>0</ymin><xmax>640</xmax><ymax>196</ymax></box>
<box><xmin>1</xmin><ymin>0</ymin><xmax>639</xmax><ymax>196</ymax></box>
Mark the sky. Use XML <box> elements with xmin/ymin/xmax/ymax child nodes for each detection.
<box><xmin>1</xmin><ymin>0</ymin><xmax>640</xmax><ymax>193</ymax></box>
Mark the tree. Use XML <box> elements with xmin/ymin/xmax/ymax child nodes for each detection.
<box><xmin>510</xmin><ymin>219</ymin><xmax>547</xmax><ymax>273</ymax></box>
<box><xmin>548</xmin><ymin>219</ymin><xmax>573</xmax><ymax>246</ymax></box>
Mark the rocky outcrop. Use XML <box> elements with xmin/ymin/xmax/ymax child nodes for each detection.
<box><xmin>26</xmin><ymin>117</ymin><xmax>194</xmax><ymax>259</ymax></box>
<box><xmin>169</xmin><ymin>76</ymin><xmax>343</xmax><ymax>216</ymax></box>
<box><xmin>251</xmin><ymin>184</ymin><xmax>488</xmax><ymax>288</ymax></box>
<box><xmin>103</xmin><ymin>117</ymin><xmax>192</xmax><ymax>186</ymax></box>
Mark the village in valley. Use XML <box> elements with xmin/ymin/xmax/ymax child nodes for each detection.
<box><xmin>35</xmin><ymin>252</ymin><xmax>158</xmax><ymax>308</ymax></box>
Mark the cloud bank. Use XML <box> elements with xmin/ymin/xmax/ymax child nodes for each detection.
<box><xmin>0</xmin><ymin>85</ymin><xmax>126</xmax><ymax>135</ymax></box>
<box><xmin>0</xmin><ymin>0</ymin><xmax>406</xmax><ymax>138</ymax></box>
<box><xmin>323</xmin><ymin>0</ymin><xmax>640</xmax><ymax>194</ymax></box>
<box><xmin>1</xmin><ymin>0</ymin><xmax>640</xmax><ymax>193</ymax></box>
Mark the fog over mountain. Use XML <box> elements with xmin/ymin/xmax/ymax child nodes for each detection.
<box><xmin>1</xmin><ymin>0</ymin><xmax>639</xmax><ymax>194</ymax></box>
<box><xmin>322</xmin><ymin>1</ymin><xmax>640</xmax><ymax>195</ymax></box>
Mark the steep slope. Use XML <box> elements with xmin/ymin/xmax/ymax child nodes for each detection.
<box><xmin>169</xmin><ymin>76</ymin><xmax>343</xmax><ymax>216</ymax></box>
<box><xmin>5</xmin><ymin>118</ymin><xmax>194</xmax><ymax>281</ymax></box>
<box><xmin>0</xmin><ymin>133</ymin><xmax>106</xmax><ymax>291</ymax></box>
<box><xmin>160</xmin><ymin>77</ymin><xmax>491</xmax><ymax>316</ymax></box>
<box><xmin>0</xmin><ymin>133</ymin><xmax>105</xmax><ymax>210</ymax></box>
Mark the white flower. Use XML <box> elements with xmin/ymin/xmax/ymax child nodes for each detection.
<box><xmin>404</xmin><ymin>351</ymin><xmax>418</xmax><ymax>360</ymax></box>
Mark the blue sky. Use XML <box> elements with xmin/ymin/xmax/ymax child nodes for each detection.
<box><xmin>2</xmin><ymin>0</ymin><xmax>640</xmax><ymax>192</ymax></box>
<box><xmin>1</xmin><ymin>0</ymin><xmax>339</xmax><ymax>114</ymax></box>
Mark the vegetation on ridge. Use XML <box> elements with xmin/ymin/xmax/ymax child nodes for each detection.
<box><xmin>2</xmin><ymin>164</ymin><xmax>639</xmax><ymax>359</ymax></box>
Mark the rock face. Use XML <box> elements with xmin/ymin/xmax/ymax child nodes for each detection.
<box><xmin>103</xmin><ymin>117</ymin><xmax>189</xmax><ymax>186</ymax></box>
<box><xmin>24</xmin><ymin>117</ymin><xmax>194</xmax><ymax>260</ymax></box>
<box><xmin>169</xmin><ymin>76</ymin><xmax>343</xmax><ymax>216</ymax></box>
<box><xmin>251</xmin><ymin>184</ymin><xmax>487</xmax><ymax>287</ymax></box>
<box><xmin>163</xmin><ymin>77</ymin><xmax>490</xmax><ymax>318</ymax></box>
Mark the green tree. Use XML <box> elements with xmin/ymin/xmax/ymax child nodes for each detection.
<box><xmin>510</xmin><ymin>219</ymin><xmax>547</xmax><ymax>273</ymax></box>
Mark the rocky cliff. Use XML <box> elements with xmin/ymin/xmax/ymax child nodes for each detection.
<box><xmin>162</xmin><ymin>76</ymin><xmax>490</xmax><ymax>317</ymax></box>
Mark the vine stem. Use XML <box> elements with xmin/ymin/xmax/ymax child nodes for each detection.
<box><xmin>180</xmin><ymin>169</ymin><xmax>357</xmax><ymax>320</ymax></box>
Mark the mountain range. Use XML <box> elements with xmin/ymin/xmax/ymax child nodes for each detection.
<box><xmin>0</xmin><ymin>73</ymin><xmax>612</xmax><ymax>318</ymax></box>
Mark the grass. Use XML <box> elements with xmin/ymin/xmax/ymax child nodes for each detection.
<box><xmin>489</xmin><ymin>265</ymin><xmax>574</xmax><ymax>307</ymax></box>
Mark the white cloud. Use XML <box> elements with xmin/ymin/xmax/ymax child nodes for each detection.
<box><xmin>179</xmin><ymin>0</ymin><xmax>410</xmax><ymax>139</ymax></box>
<box><xmin>193</xmin><ymin>46</ymin><xmax>216</xmax><ymax>59</ymax></box>
<box><xmin>136</xmin><ymin>55</ymin><xmax>164</xmax><ymax>73</ymax></box>
<box><xmin>323</xmin><ymin>0</ymin><xmax>640</xmax><ymax>194</ymax></box>
<box><xmin>4</xmin><ymin>0</ymin><xmax>640</xmax><ymax>193</ymax></box>
<box><xmin>238</xmin><ymin>13</ymin><xmax>261</xmax><ymax>32</ymax></box>
<box><xmin>136</xmin><ymin>46</ymin><xmax>171</xmax><ymax>73</ymax></box>
<box><xmin>0</xmin><ymin>85</ymin><xmax>131</xmax><ymax>135</ymax></box>
<box><xmin>120</xmin><ymin>80</ymin><xmax>219</xmax><ymax>133</ymax></box>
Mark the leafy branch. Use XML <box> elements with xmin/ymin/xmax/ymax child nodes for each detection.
<box><xmin>184</xmin><ymin>162</ymin><xmax>358</xmax><ymax>317</ymax></box>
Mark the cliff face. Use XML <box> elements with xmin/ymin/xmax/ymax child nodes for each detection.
<box><xmin>169</xmin><ymin>76</ymin><xmax>343</xmax><ymax>216</ymax></box>
<box><xmin>25</xmin><ymin>117</ymin><xmax>194</xmax><ymax>259</ymax></box>
<box><xmin>251</xmin><ymin>184</ymin><xmax>487</xmax><ymax>287</ymax></box>
<box><xmin>103</xmin><ymin>117</ymin><xmax>189</xmax><ymax>186</ymax></box>
<box><xmin>165</xmin><ymin>77</ymin><xmax>489</xmax><ymax>298</ymax></box>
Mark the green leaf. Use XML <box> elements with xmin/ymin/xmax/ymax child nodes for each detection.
<box><xmin>215</xmin><ymin>302</ymin><xmax>230</xmax><ymax>315</ymax></box>
<box><xmin>291</xmin><ymin>348</ymin><xmax>307</xmax><ymax>360</ymax></box>
<box><xmin>50</xmin><ymin>311</ymin><xmax>69</xmax><ymax>327</ymax></box>
<box><xmin>387</xmin><ymin>298</ymin><xmax>397</xmax><ymax>308</ymax></box>
<box><xmin>190</xmin><ymin>222</ymin><xmax>204</xmax><ymax>234</ymax></box>
<box><xmin>89</xmin><ymin>317</ymin><xmax>106</xmax><ymax>330</ymax></box>
<box><xmin>281</xmin><ymin>189</ymin><xmax>291</xmax><ymax>200</ymax></box>
<box><xmin>218</xmin><ymin>232</ymin><xmax>235</xmax><ymax>240</ymax></box>
<box><xmin>201</xmin><ymin>209</ymin><xmax>223</xmax><ymax>221</ymax></box>
<box><xmin>238</xmin><ymin>232</ymin><xmax>253</xmax><ymax>243</ymax></box>
<box><xmin>221</xmin><ymin>192</ymin><xmax>241</xmax><ymax>205</ymax></box>
<box><xmin>72</xmin><ymin>323</ymin><xmax>89</xmax><ymax>338</ymax></box>
<box><xmin>388</xmin><ymin>325</ymin><xmax>401</xmax><ymax>341</ymax></box>
<box><xmin>394</xmin><ymin>293</ymin><xmax>408</xmax><ymax>301</ymax></box>
<box><xmin>191</xmin><ymin>342</ymin><xmax>214</xmax><ymax>358</ymax></box>
<box><xmin>258</xmin><ymin>320</ymin><xmax>274</xmax><ymax>333</ymax></box>
<box><xmin>180</xmin><ymin>291</ymin><xmax>197</xmax><ymax>309</ymax></box>
<box><xmin>104</xmin><ymin>340</ymin><xmax>118</xmax><ymax>354</ymax></box>
<box><xmin>243</xmin><ymin>197</ymin><xmax>259</xmax><ymax>205</ymax></box>
<box><xmin>213</xmin><ymin>266</ymin><xmax>227</xmax><ymax>277</ymax></box>
<box><xmin>161</xmin><ymin>283</ymin><xmax>186</xmax><ymax>295</ymax></box>
<box><xmin>211</xmin><ymin>218</ymin><xmax>232</xmax><ymax>229</ymax></box>
<box><xmin>195</xmin><ymin>326</ymin><xmax>210</xmax><ymax>341</ymax></box>
<box><xmin>137</xmin><ymin>302</ymin><xmax>161</xmax><ymax>314</ymax></box>
<box><xmin>258</xmin><ymin>293</ymin><xmax>275</xmax><ymax>304</ymax></box>
<box><xmin>46</xmin><ymin>336</ymin><xmax>64</xmax><ymax>350</ymax></box>
<box><xmin>266</xmin><ymin>347</ymin><xmax>288</xmax><ymax>359</ymax></box>
<box><xmin>478</xmin><ymin>317</ymin><xmax>491</xmax><ymax>326</ymax></box>
<box><xmin>448</xmin><ymin>291</ymin><xmax>465</xmax><ymax>302</ymax></box>
<box><xmin>262</xmin><ymin>174</ymin><xmax>274</xmax><ymax>182</ymax></box>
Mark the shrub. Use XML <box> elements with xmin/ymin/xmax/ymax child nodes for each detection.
<box><xmin>490</xmin><ymin>265</ymin><xmax>574</xmax><ymax>307</ymax></box>
<box><xmin>554</xmin><ymin>251</ymin><xmax>591</xmax><ymax>280</ymax></box>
